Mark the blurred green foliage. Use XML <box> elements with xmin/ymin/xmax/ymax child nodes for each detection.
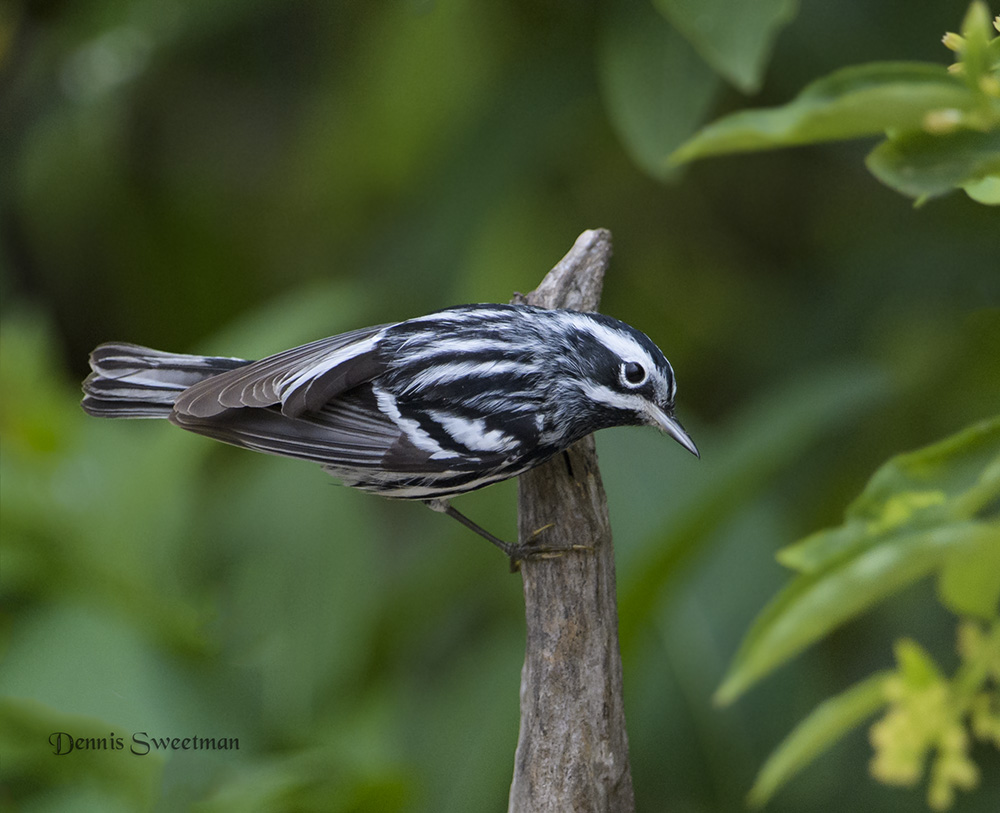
<box><xmin>720</xmin><ymin>417</ymin><xmax>1000</xmax><ymax>707</ymax></box>
<box><xmin>673</xmin><ymin>2</ymin><xmax>1000</xmax><ymax>203</ymax></box>
<box><xmin>727</xmin><ymin>419</ymin><xmax>999</xmax><ymax>808</ymax></box>
<box><xmin>1</xmin><ymin>1</ymin><xmax>999</xmax><ymax>811</ymax></box>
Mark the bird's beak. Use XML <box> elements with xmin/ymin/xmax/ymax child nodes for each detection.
<box><xmin>647</xmin><ymin>406</ymin><xmax>700</xmax><ymax>458</ymax></box>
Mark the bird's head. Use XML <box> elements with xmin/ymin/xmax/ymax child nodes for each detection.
<box><xmin>550</xmin><ymin>311</ymin><xmax>699</xmax><ymax>458</ymax></box>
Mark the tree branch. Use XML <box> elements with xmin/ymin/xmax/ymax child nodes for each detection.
<box><xmin>508</xmin><ymin>229</ymin><xmax>635</xmax><ymax>813</ymax></box>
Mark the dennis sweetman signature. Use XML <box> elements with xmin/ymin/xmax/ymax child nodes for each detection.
<box><xmin>49</xmin><ymin>731</ymin><xmax>239</xmax><ymax>756</ymax></box>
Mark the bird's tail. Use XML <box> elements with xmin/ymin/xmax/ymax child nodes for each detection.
<box><xmin>82</xmin><ymin>343</ymin><xmax>249</xmax><ymax>419</ymax></box>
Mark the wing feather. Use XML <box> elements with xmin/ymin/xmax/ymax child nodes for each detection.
<box><xmin>173</xmin><ymin>325</ymin><xmax>390</xmax><ymax>419</ymax></box>
<box><xmin>169</xmin><ymin>383</ymin><xmax>514</xmax><ymax>479</ymax></box>
<box><xmin>171</xmin><ymin>385</ymin><xmax>397</xmax><ymax>464</ymax></box>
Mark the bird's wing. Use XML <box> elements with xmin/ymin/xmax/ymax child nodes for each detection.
<box><xmin>169</xmin><ymin>384</ymin><xmax>492</xmax><ymax>475</ymax></box>
<box><xmin>172</xmin><ymin>324</ymin><xmax>391</xmax><ymax>419</ymax></box>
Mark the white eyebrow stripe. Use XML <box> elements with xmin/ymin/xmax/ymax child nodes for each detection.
<box><xmin>558</xmin><ymin>312</ymin><xmax>660</xmax><ymax>371</ymax></box>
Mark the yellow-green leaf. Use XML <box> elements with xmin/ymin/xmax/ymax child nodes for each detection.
<box><xmin>938</xmin><ymin>534</ymin><xmax>1000</xmax><ymax>619</ymax></box>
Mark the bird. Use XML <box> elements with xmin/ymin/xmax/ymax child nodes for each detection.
<box><xmin>82</xmin><ymin>303</ymin><xmax>698</xmax><ymax>562</ymax></box>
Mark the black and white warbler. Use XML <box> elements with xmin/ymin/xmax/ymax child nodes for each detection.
<box><xmin>82</xmin><ymin>303</ymin><xmax>698</xmax><ymax>560</ymax></box>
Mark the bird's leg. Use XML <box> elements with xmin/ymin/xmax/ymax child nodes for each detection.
<box><xmin>425</xmin><ymin>499</ymin><xmax>519</xmax><ymax>558</ymax></box>
<box><xmin>424</xmin><ymin>499</ymin><xmax>591</xmax><ymax>571</ymax></box>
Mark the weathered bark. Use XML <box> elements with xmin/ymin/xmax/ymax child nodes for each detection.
<box><xmin>508</xmin><ymin>229</ymin><xmax>635</xmax><ymax>813</ymax></box>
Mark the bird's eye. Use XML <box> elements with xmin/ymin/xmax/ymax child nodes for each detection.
<box><xmin>621</xmin><ymin>361</ymin><xmax>646</xmax><ymax>386</ymax></box>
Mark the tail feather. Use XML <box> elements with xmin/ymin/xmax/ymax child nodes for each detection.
<box><xmin>82</xmin><ymin>343</ymin><xmax>250</xmax><ymax>419</ymax></box>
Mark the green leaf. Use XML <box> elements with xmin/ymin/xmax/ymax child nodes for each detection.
<box><xmin>653</xmin><ymin>0</ymin><xmax>798</xmax><ymax>93</ymax></box>
<box><xmin>598</xmin><ymin>0</ymin><xmax>720</xmax><ymax>180</ymax></box>
<box><xmin>893</xmin><ymin>637</ymin><xmax>944</xmax><ymax>687</ymax></box>
<box><xmin>962</xmin><ymin>173</ymin><xmax>1000</xmax><ymax>204</ymax></box>
<box><xmin>716</xmin><ymin>520</ymin><xmax>998</xmax><ymax>705</ymax></box>
<box><xmin>866</xmin><ymin>128</ymin><xmax>1000</xmax><ymax>201</ymax></box>
<box><xmin>671</xmin><ymin>62</ymin><xmax>975</xmax><ymax>163</ymax></box>
<box><xmin>718</xmin><ymin>418</ymin><xmax>1000</xmax><ymax>704</ymax></box>
<box><xmin>938</xmin><ymin>533</ymin><xmax>1000</xmax><ymax>619</ymax></box>
<box><xmin>779</xmin><ymin>416</ymin><xmax>1000</xmax><ymax>573</ymax></box>
<box><xmin>748</xmin><ymin>671</ymin><xmax>893</xmax><ymax>808</ymax></box>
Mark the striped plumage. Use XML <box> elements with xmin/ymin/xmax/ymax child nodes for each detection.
<box><xmin>82</xmin><ymin>304</ymin><xmax>697</xmax><ymax>557</ymax></box>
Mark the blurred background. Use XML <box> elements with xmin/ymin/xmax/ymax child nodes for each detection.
<box><xmin>1</xmin><ymin>1</ymin><xmax>997</xmax><ymax>811</ymax></box>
